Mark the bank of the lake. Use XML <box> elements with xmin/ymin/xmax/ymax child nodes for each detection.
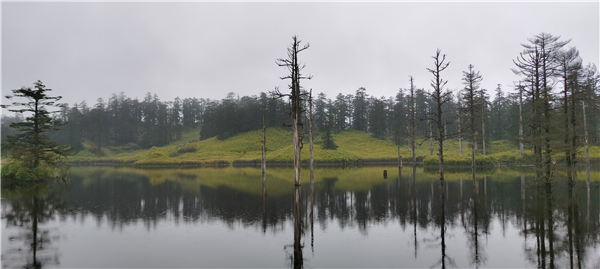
<box><xmin>63</xmin><ymin>127</ymin><xmax>600</xmax><ymax>167</ymax></box>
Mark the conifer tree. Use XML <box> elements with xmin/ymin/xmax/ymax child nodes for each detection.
<box><xmin>2</xmin><ymin>80</ymin><xmax>71</xmax><ymax>169</ymax></box>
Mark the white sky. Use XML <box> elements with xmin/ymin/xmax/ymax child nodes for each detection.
<box><xmin>2</xmin><ymin>1</ymin><xmax>599</xmax><ymax>112</ymax></box>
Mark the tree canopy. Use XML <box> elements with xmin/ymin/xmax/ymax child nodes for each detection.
<box><xmin>2</xmin><ymin>80</ymin><xmax>71</xmax><ymax>173</ymax></box>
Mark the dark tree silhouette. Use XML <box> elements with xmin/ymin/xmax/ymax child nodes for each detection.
<box><xmin>513</xmin><ymin>33</ymin><xmax>570</xmax><ymax>179</ymax></box>
<box><xmin>425</xmin><ymin>49</ymin><xmax>451</xmax><ymax>181</ymax></box>
<box><xmin>461</xmin><ymin>64</ymin><xmax>484</xmax><ymax>167</ymax></box>
<box><xmin>2</xmin><ymin>80</ymin><xmax>71</xmax><ymax>170</ymax></box>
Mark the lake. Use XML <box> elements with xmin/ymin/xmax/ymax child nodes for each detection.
<box><xmin>2</xmin><ymin>165</ymin><xmax>599</xmax><ymax>268</ymax></box>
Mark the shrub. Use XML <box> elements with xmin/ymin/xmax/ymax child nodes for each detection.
<box><xmin>424</xmin><ymin>153</ymin><xmax>497</xmax><ymax>166</ymax></box>
<box><xmin>1</xmin><ymin>161</ymin><xmax>55</xmax><ymax>181</ymax></box>
<box><xmin>491</xmin><ymin>150</ymin><xmax>524</xmax><ymax>163</ymax></box>
<box><xmin>169</xmin><ymin>143</ymin><xmax>197</xmax><ymax>157</ymax></box>
<box><xmin>145</xmin><ymin>146</ymin><xmax>168</xmax><ymax>159</ymax></box>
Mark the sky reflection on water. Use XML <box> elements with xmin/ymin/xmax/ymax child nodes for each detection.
<box><xmin>2</xmin><ymin>165</ymin><xmax>599</xmax><ymax>268</ymax></box>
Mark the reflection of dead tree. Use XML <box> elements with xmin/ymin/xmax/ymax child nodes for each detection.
<box><xmin>425</xmin><ymin>181</ymin><xmax>456</xmax><ymax>269</ymax></box>
<box><xmin>465</xmin><ymin>173</ymin><xmax>489</xmax><ymax>268</ymax></box>
<box><xmin>273</xmin><ymin>36</ymin><xmax>312</xmax><ymax>186</ymax></box>
<box><xmin>410</xmin><ymin>165</ymin><xmax>418</xmax><ymax>258</ymax></box>
<box><xmin>262</xmin><ymin>171</ymin><xmax>267</xmax><ymax>234</ymax></box>
<box><xmin>284</xmin><ymin>185</ymin><xmax>304</xmax><ymax>269</ymax></box>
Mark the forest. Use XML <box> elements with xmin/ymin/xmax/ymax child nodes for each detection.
<box><xmin>1</xmin><ymin>33</ymin><xmax>599</xmax><ymax>166</ymax></box>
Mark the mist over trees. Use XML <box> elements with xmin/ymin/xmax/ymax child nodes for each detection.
<box><xmin>2</xmin><ymin>33</ymin><xmax>599</xmax><ymax>165</ymax></box>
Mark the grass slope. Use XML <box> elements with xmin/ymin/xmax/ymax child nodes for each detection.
<box><xmin>66</xmin><ymin>127</ymin><xmax>600</xmax><ymax>166</ymax></box>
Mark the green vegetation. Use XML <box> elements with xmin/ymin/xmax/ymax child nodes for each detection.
<box><xmin>1</xmin><ymin>81</ymin><xmax>71</xmax><ymax>181</ymax></box>
<box><xmin>61</xmin><ymin>126</ymin><xmax>600</xmax><ymax>167</ymax></box>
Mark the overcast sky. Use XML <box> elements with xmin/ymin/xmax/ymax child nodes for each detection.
<box><xmin>2</xmin><ymin>1</ymin><xmax>599</xmax><ymax>112</ymax></box>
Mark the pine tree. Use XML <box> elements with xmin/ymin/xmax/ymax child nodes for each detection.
<box><xmin>2</xmin><ymin>80</ymin><xmax>71</xmax><ymax>170</ymax></box>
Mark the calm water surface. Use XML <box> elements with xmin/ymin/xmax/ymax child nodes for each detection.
<box><xmin>2</xmin><ymin>165</ymin><xmax>599</xmax><ymax>268</ymax></box>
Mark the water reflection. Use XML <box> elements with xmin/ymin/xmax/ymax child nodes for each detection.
<box><xmin>292</xmin><ymin>185</ymin><xmax>303</xmax><ymax>268</ymax></box>
<box><xmin>410</xmin><ymin>165</ymin><xmax>418</xmax><ymax>259</ymax></box>
<box><xmin>465</xmin><ymin>168</ymin><xmax>488</xmax><ymax>268</ymax></box>
<box><xmin>1</xmin><ymin>166</ymin><xmax>599</xmax><ymax>268</ymax></box>
<box><xmin>1</xmin><ymin>182</ymin><xmax>65</xmax><ymax>268</ymax></box>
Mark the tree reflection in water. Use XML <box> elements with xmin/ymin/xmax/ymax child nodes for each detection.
<box><xmin>1</xmin><ymin>182</ymin><xmax>65</xmax><ymax>269</ymax></box>
<box><xmin>428</xmin><ymin>179</ymin><xmax>456</xmax><ymax>269</ymax></box>
<box><xmin>410</xmin><ymin>165</ymin><xmax>418</xmax><ymax>259</ymax></box>
<box><xmin>465</xmin><ymin>168</ymin><xmax>489</xmax><ymax>268</ymax></box>
<box><xmin>284</xmin><ymin>185</ymin><xmax>304</xmax><ymax>268</ymax></box>
<box><xmin>1</xmin><ymin>166</ymin><xmax>598</xmax><ymax>268</ymax></box>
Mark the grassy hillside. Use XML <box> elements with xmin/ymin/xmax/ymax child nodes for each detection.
<box><xmin>65</xmin><ymin>127</ymin><xmax>600</xmax><ymax>166</ymax></box>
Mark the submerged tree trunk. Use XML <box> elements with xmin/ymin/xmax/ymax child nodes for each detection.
<box><xmin>309</xmin><ymin>89</ymin><xmax>314</xmax><ymax>185</ymax></box>
<box><xmin>563</xmin><ymin>68</ymin><xmax>571</xmax><ymax>168</ymax></box>
<box><xmin>398</xmin><ymin>147</ymin><xmax>402</xmax><ymax>168</ymax></box>
<box><xmin>582</xmin><ymin>100</ymin><xmax>590</xmax><ymax>164</ymax></box>
<box><xmin>472</xmin><ymin>135</ymin><xmax>477</xmax><ymax>168</ymax></box>
<box><xmin>262</xmin><ymin>113</ymin><xmax>266</xmax><ymax>178</ymax></box>
<box><xmin>429</xmin><ymin>121</ymin><xmax>433</xmax><ymax>156</ymax></box>
<box><xmin>293</xmin><ymin>114</ymin><xmax>301</xmax><ymax>185</ymax></box>
<box><xmin>481</xmin><ymin>91</ymin><xmax>486</xmax><ymax>156</ymax></box>
<box><xmin>409</xmin><ymin>76</ymin><xmax>417</xmax><ymax>163</ymax></box>
<box><xmin>457</xmin><ymin>106</ymin><xmax>463</xmax><ymax>155</ymax></box>
<box><xmin>519</xmin><ymin>83</ymin><xmax>524</xmax><ymax>157</ymax></box>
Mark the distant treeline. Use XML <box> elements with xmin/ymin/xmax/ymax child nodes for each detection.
<box><xmin>1</xmin><ymin>34</ymin><xmax>599</xmax><ymax>160</ymax></box>
<box><xmin>1</xmin><ymin>81</ymin><xmax>598</xmax><ymax>153</ymax></box>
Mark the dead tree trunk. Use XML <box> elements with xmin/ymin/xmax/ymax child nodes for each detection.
<box><xmin>409</xmin><ymin>76</ymin><xmax>417</xmax><ymax>163</ymax></box>
<box><xmin>262</xmin><ymin>113</ymin><xmax>266</xmax><ymax>177</ymax></box>
<box><xmin>429</xmin><ymin>121</ymin><xmax>433</xmax><ymax>156</ymax></box>
<box><xmin>309</xmin><ymin>89</ymin><xmax>314</xmax><ymax>185</ymax></box>
<box><xmin>462</xmin><ymin>64</ymin><xmax>483</xmax><ymax>167</ymax></box>
<box><xmin>275</xmin><ymin>36</ymin><xmax>312</xmax><ymax>186</ymax></box>
<box><xmin>582</xmin><ymin>100</ymin><xmax>590</xmax><ymax>164</ymax></box>
<box><xmin>426</xmin><ymin>49</ymin><xmax>451</xmax><ymax>182</ymax></box>
<box><xmin>519</xmin><ymin>82</ymin><xmax>524</xmax><ymax>157</ymax></box>
<box><xmin>457</xmin><ymin>96</ymin><xmax>463</xmax><ymax>155</ymax></box>
<box><xmin>481</xmin><ymin>91</ymin><xmax>486</xmax><ymax>156</ymax></box>
<box><xmin>398</xmin><ymin>147</ymin><xmax>402</xmax><ymax>168</ymax></box>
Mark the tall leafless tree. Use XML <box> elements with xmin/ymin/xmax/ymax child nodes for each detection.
<box><xmin>456</xmin><ymin>92</ymin><xmax>463</xmax><ymax>155</ymax></box>
<box><xmin>426</xmin><ymin>49</ymin><xmax>451</xmax><ymax>182</ymax></box>
<box><xmin>408</xmin><ymin>76</ymin><xmax>417</xmax><ymax>163</ymax></box>
<box><xmin>461</xmin><ymin>64</ymin><xmax>483</xmax><ymax>167</ymax></box>
<box><xmin>274</xmin><ymin>36</ymin><xmax>312</xmax><ymax>186</ymax></box>
<box><xmin>309</xmin><ymin>89</ymin><xmax>314</xmax><ymax>185</ymax></box>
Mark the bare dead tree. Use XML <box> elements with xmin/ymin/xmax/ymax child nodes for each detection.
<box><xmin>517</xmin><ymin>82</ymin><xmax>524</xmax><ymax>157</ymax></box>
<box><xmin>262</xmin><ymin>112</ymin><xmax>266</xmax><ymax>178</ymax></box>
<box><xmin>309</xmin><ymin>89</ymin><xmax>314</xmax><ymax>185</ymax></box>
<box><xmin>273</xmin><ymin>36</ymin><xmax>312</xmax><ymax>186</ymax></box>
<box><xmin>481</xmin><ymin>89</ymin><xmax>487</xmax><ymax>156</ymax></box>
<box><xmin>425</xmin><ymin>49</ymin><xmax>451</xmax><ymax>182</ymax></box>
<box><xmin>461</xmin><ymin>64</ymin><xmax>484</xmax><ymax>167</ymax></box>
<box><xmin>456</xmin><ymin>92</ymin><xmax>463</xmax><ymax>155</ymax></box>
<box><xmin>408</xmin><ymin>76</ymin><xmax>417</xmax><ymax>163</ymax></box>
